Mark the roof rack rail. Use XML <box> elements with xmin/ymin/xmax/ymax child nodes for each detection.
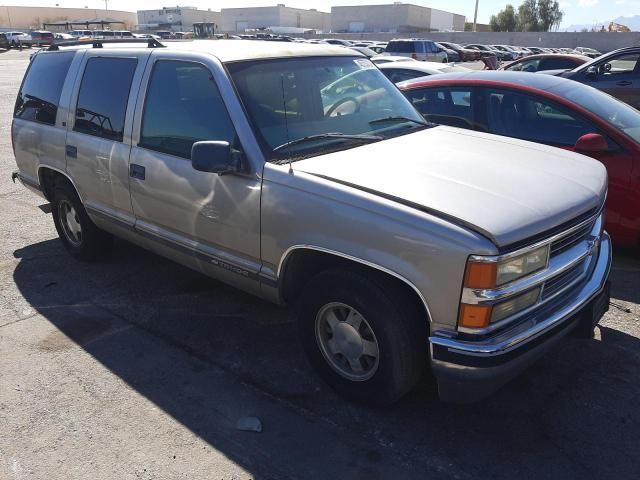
<box><xmin>47</xmin><ymin>38</ymin><xmax>165</xmax><ymax>51</ymax></box>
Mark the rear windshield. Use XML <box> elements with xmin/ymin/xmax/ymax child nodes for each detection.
<box><xmin>14</xmin><ymin>52</ymin><xmax>75</xmax><ymax>125</ymax></box>
<box><xmin>387</xmin><ymin>41</ymin><xmax>415</xmax><ymax>53</ymax></box>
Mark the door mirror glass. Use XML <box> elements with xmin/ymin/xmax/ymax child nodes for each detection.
<box><xmin>191</xmin><ymin>141</ymin><xmax>239</xmax><ymax>175</ymax></box>
<box><xmin>599</xmin><ymin>63</ymin><xmax>612</xmax><ymax>74</ymax></box>
<box><xmin>575</xmin><ymin>133</ymin><xmax>609</xmax><ymax>153</ymax></box>
<box><xmin>586</xmin><ymin>66</ymin><xmax>598</xmax><ymax>79</ymax></box>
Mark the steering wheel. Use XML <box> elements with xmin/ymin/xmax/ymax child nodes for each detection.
<box><xmin>325</xmin><ymin>97</ymin><xmax>361</xmax><ymax>117</ymax></box>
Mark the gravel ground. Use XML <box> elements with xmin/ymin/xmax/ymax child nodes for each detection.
<box><xmin>0</xmin><ymin>48</ymin><xmax>639</xmax><ymax>480</ymax></box>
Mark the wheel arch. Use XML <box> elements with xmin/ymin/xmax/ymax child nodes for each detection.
<box><xmin>278</xmin><ymin>246</ymin><xmax>433</xmax><ymax>327</ymax></box>
<box><xmin>37</xmin><ymin>166</ymin><xmax>83</xmax><ymax>203</ymax></box>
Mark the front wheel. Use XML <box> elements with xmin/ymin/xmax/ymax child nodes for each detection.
<box><xmin>51</xmin><ymin>181</ymin><xmax>113</xmax><ymax>261</ymax></box>
<box><xmin>298</xmin><ymin>268</ymin><xmax>428</xmax><ymax>405</ymax></box>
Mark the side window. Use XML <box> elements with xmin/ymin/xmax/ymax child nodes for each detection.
<box><xmin>386</xmin><ymin>69</ymin><xmax>424</xmax><ymax>83</ymax></box>
<box><xmin>74</xmin><ymin>57</ymin><xmax>137</xmax><ymax>141</ymax></box>
<box><xmin>483</xmin><ymin>89</ymin><xmax>597</xmax><ymax>146</ymax></box>
<box><xmin>139</xmin><ymin>60</ymin><xmax>236</xmax><ymax>159</ymax></box>
<box><xmin>601</xmin><ymin>53</ymin><xmax>640</xmax><ymax>75</ymax></box>
<box><xmin>539</xmin><ymin>57</ymin><xmax>577</xmax><ymax>71</ymax></box>
<box><xmin>506</xmin><ymin>59</ymin><xmax>540</xmax><ymax>72</ymax></box>
<box><xmin>14</xmin><ymin>51</ymin><xmax>74</xmax><ymax>125</ymax></box>
<box><xmin>405</xmin><ymin>87</ymin><xmax>475</xmax><ymax>129</ymax></box>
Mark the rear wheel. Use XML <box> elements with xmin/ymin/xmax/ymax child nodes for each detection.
<box><xmin>51</xmin><ymin>180</ymin><xmax>113</xmax><ymax>261</ymax></box>
<box><xmin>298</xmin><ymin>268</ymin><xmax>427</xmax><ymax>405</ymax></box>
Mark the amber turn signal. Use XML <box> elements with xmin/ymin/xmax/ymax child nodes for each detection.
<box><xmin>464</xmin><ymin>261</ymin><xmax>497</xmax><ymax>289</ymax></box>
<box><xmin>458</xmin><ymin>304</ymin><xmax>492</xmax><ymax>329</ymax></box>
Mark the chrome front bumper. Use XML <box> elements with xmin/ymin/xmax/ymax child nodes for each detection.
<box><xmin>430</xmin><ymin>231</ymin><xmax>612</xmax><ymax>403</ymax></box>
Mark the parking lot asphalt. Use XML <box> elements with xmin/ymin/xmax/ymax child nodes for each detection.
<box><xmin>1</xmin><ymin>48</ymin><xmax>639</xmax><ymax>480</ymax></box>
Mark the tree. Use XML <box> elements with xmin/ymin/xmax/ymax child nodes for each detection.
<box><xmin>488</xmin><ymin>0</ymin><xmax>565</xmax><ymax>32</ymax></box>
<box><xmin>490</xmin><ymin>4</ymin><xmax>518</xmax><ymax>32</ymax></box>
<box><xmin>517</xmin><ymin>0</ymin><xmax>540</xmax><ymax>31</ymax></box>
<box><xmin>538</xmin><ymin>0</ymin><xmax>564</xmax><ymax>31</ymax></box>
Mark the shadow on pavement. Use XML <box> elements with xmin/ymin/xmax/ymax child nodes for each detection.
<box><xmin>610</xmin><ymin>248</ymin><xmax>640</xmax><ymax>304</ymax></box>
<box><xmin>12</xmin><ymin>237</ymin><xmax>640</xmax><ymax>480</ymax></box>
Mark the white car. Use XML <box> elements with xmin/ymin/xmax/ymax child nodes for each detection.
<box><xmin>377</xmin><ymin>60</ymin><xmax>470</xmax><ymax>83</ymax></box>
<box><xmin>54</xmin><ymin>33</ymin><xmax>74</xmax><ymax>41</ymax></box>
<box><xmin>5</xmin><ymin>31</ymin><xmax>32</xmax><ymax>47</ymax></box>
<box><xmin>371</xmin><ymin>55</ymin><xmax>417</xmax><ymax>65</ymax></box>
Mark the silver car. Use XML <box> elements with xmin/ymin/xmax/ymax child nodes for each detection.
<box><xmin>12</xmin><ymin>39</ymin><xmax>612</xmax><ymax>404</ymax></box>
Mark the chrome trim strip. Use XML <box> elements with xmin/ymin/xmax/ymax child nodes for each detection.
<box><xmin>469</xmin><ymin>208</ymin><xmax>602</xmax><ymax>263</ymax></box>
<box><xmin>431</xmin><ymin>232</ymin><xmax>611</xmax><ymax>357</ymax></box>
<box><xmin>277</xmin><ymin>245</ymin><xmax>433</xmax><ymax>323</ymax></box>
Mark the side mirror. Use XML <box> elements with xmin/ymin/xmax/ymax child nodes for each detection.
<box><xmin>585</xmin><ymin>65</ymin><xmax>598</xmax><ymax>79</ymax></box>
<box><xmin>599</xmin><ymin>63</ymin><xmax>612</xmax><ymax>74</ymax></box>
<box><xmin>575</xmin><ymin>133</ymin><xmax>609</xmax><ymax>153</ymax></box>
<box><xmin>191</xmin><ymin>141</ymin><xmax>241</xmax><ymax>175</ymax></box>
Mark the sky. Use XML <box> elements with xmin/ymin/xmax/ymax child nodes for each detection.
<box><xmin>6</xmin><ymin>0</ymin><xmax>640</xmax><ymax>28</ymax></box>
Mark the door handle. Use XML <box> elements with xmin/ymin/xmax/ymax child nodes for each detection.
<box><xmin>65</xmin><ymin>145</ymin><xmax>77</xmax><ymax>158</ymax></box>
<box><xmin>129</xmin><ymin>164</ymin><xmax>146</xmax><ymax>180</ymax></box>
<box><xmin>616</xmin><ymin>81</ymin><xmax>632</xmax><ymax>86</ymax></box>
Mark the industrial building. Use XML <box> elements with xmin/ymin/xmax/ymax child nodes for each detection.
<box><xmin>220</xmin><ymin>5</ymin><xmax>331</xmax><ymax>33</ymax></box>
<box><xmin>331</xmin><ymin>3</ymin><xmax>465</xmax><ymax>33</ymax></box>
<box><xmin>0</xmin><ymin>5</ymin><xmax>136</xmax><ymax>30</ymax></box>
<box><xmin>137</xmin><ymin>7</ymin><xmax>220</xmax><ymax>33</ymax></box>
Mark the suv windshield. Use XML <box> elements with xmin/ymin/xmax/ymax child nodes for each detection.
<box><xmin>228</xmin><ymin>56</ymin><xmax>427</xmax><ymax>161</ymax></box>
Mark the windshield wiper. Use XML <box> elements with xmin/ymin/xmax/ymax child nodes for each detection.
<box><xmin>369</xmin><ymin>116</ymin><xmax>428</xmax><ymax>127</ymax></box>
<box><xmin>273</xmin><ymin>132</ymin><xmax>382</xmax><ymax>152</ymax></box>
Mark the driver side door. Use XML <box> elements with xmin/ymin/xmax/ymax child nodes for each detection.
<box><xmin>581</xmin><ymin>52</ymin><xmax>640</xmax><ymax>109</ymax></box>
<box><xmin>128</xmin><ymin>53</ymin><xmax>263</xmax><ymax>296</ymax></box>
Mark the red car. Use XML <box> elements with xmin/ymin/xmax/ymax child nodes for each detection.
<box><xmin>398</xmin><ymin>71</ymin><xmax>640</xmax><ymax>247</ymax></box>
<box><xmin>499</xmin><ymin>53</ymin><xmax>590</xmax><ymax>73</ymax></box>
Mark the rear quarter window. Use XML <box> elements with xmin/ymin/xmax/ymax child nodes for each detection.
<box><xmin>14</xmin><ymin>51</ymin><xmax>75</xmax><ymax>126</ymax></box>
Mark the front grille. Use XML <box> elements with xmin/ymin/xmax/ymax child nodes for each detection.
<box><xmin>541</xmin><ymin>258</ymin><xmax>587</xmax><ymax>300</ymax></box>
<box><xmin>550</xmin><ymin>219</ymin><xmax>595</xmax><ymax>257</ymax></box>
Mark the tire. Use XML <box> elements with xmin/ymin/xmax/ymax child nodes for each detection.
<box><xmin>51</xmin><ymin>180</ymin><xmax>113</xmax><ymax>261</ymax></box>
<box><xmin>298</xmin><ymin>268</ymin><xmax>428</xmax><ymax>405</ymax></box>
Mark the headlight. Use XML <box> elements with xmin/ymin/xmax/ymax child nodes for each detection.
<box><xmin>496</xmin><ymin>246</ymin><xmax>549</xmax><ymax>286</ymax></box>
<box><xmin>459</xmin><ymin>246</ymin><xmax>550</xmax><ymax>330</ymax></box>
<box><xmin>464</xmin><ymin>245</ymin><xmax>549</xmax><ymax>289</ymax></box>
<box><xmin>490</xmin><ymin>287</ymin><xmax>541</xmax><ymax>323</ymax></box>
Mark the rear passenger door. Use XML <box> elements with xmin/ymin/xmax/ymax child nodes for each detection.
<box><xmin>66</xmin><ymin>51</ymin><xmax>151</xmax><ymax>226</ymax></box>
<box><xmin>128</xmin><ymin>52</ymin><xmax>262</xmax><ymax>295</ymax></box>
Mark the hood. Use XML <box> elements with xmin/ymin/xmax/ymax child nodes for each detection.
<box><xmin>294</xmin><ymin>126</ymin><xmax>607</xmax><ymax>248</ymax></box>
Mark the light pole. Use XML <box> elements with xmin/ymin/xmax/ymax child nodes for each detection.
<box><xmin>473</xmin><ymin>0</ymin><xmax>479</xmax><ymax>32</ymax></box>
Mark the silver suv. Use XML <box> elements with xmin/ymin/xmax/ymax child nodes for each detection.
<box><xmin>12</xmin><ymin>39</ymin><xmax>611</xmax><ymax>404</ymax></box>
<box><xmin>385</xmin><ymin>38</ymin><xmax>448</xmax><ymax>62</ymax></box>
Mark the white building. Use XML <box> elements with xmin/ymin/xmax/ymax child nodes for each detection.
<box><xmin>137</xmin><ymin>6</ymin><xmax>220</xmax><ymax>33</ymax></box>
<box><xmin>331</xmin><ymin>3</ymin><xmax>465</xmax><ymax>33</ymax></box>
<box><xmin>220</xmin><ymin>5</ymin><xmax>331</xmax><ymax>33</ymax></box>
